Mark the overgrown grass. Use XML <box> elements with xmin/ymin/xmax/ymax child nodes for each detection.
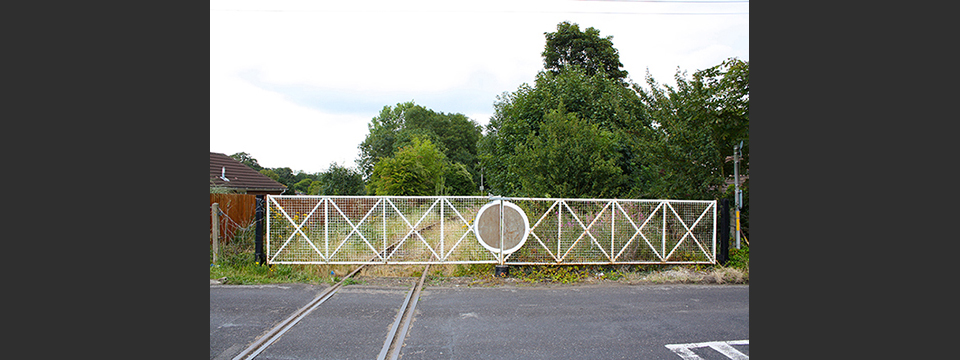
<box><xmin>211</xmin><ymin>226</ymin><xmax>749</xmax><ymax>285</ymax></box>
<box><xmin>210</xmin><ymin>225</ymin><xmax>361</xmax><ymax>285</ymax></box>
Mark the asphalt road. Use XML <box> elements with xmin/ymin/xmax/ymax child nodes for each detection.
<box><xmin>210</xmin><ymin>283</ymin><xmax>748</xmax><ymax>359</ymax></box>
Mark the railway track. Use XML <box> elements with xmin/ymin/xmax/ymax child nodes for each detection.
<box><xmin>231</xmin><ymin>245</ymin><xmax>432</xmax><ymax>360</ymax></box>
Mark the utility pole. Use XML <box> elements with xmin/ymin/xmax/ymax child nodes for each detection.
<box><xmin>733</xmin><ymin>141</ymin><xmax>743</xmax><ymax>250</ymax></box>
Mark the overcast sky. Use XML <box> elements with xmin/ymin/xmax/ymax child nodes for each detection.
<box><xmin>210</xmin><ymin>0</ymin><xmax>749</xmax><ymax>174</ymax></box>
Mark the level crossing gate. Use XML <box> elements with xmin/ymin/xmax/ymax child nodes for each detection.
<box><xmin>266</xmin><ymin>195</ymin><xmax>717</xmax><ymax>265</ymax></box>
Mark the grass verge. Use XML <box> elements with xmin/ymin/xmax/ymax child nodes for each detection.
<box><xmin>211</xmin><ymin>228</ymin><xmax>748</xmax><ymax>286</ymax></box>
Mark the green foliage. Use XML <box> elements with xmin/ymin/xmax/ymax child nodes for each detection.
<box><xmin>517</xmin><ymin>265</ymin><xmax>588</xmax><ymax>284</ymax></box>
<box><xmin>479</xmin><ymin>66</ymin><xmax>651</xmax><ymax>197</ymax></box>
<box><xmin>293</xmin><ymin>178</ymin><xmax>315</xmax><ymax>195</ymax></box>
<box><xmin>726</xmin><ymin>245</ymin><xmax>749</xmax><ymax>270</ymax></box>
<box><xmin>367</xmin><ymin>137</ymin><xmax>447</xmax><ymax>196</ymax></box>
<box><xmin>514</xmin><ymin>110</ymin><xmax>625</xmax><ymax>198</ymax></box>
<box><xmin>637</xmin><ymin>57</ymin><xmax>749</xmax><ymax>200</ymax></box>
<box><xmin>259</xmin><ymin>169</ymin><xmax>280</xmax><ymax>182</ymax></box>
<box><xmin>542</xmin><ymin>21</ymin><xmax>629</xmax><ymax>83</ymax></box>
<box><xmin>357</xmin><ymin>101</ymin><xmax>482</xmax><ymax>186</ymax></box>
<box><xmin>230</xmin><ymin>152</ymin><xmax>263</xmax><ymax>171</ymax></box>
<box><xmin>453</xmin><ymin>263</ymin><xmax>494</xmax><ymax>277</ymax></box>
<box><xmin>453</xmin><ymin>264</ymin><xmax>492</xmax><ymax>277</ymax></box>
<box><xmin>442</xmin><ymin>162</ymin><xmax>477</xmax><ymax>196</ymax></box>
<box><xmin>317</xmin><ymin>163</ymin><xmax>366</xmax><ymax>195</ymax></box>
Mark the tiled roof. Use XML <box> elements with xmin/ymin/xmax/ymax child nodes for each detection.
<box><xmin>210</xmin><ymin>152</ymin><xmax>287</xmax><ymax>193</ymax></box>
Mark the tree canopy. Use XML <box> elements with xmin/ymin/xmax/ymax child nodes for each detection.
<box><xmin>316</xmin><ymin>162</ymin><xmax>365</xmax><ymax>195</ymax></box>
<box><xmin>357</xmin><ymin>101</ymin><xmax>482</xmax><ymax>185</ymax></box>
<box><xmin>542</xmin><ymin>21</ymin><xmax>629</xmax><ymax>83</ymax></box>
<box><xmin>637</xmin><ymin>57</ymin><xmax>749</xmax><ymax>200</ymax></box>
<box><xmin>479</xmin><ymin>66</ymin><xmax>651</xmax><ymax>198</ymax></box>
<box><xmin>230</xmin><ymin>152</ymin><xmax>263</xmax><ymax>171</ymax></box>
<box><xmin>367</xmin><ymin>137</ymin><xmax>458</xmax><ymax>196</ymax></box>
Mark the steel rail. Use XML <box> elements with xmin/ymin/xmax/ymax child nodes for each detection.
<box><xmin>379</xmin><ymin>264</ymin><xmax>430</xmax><ymax>360</ymax></box>
<box><xmin>230</xmin><ymin>264</ymin><xmax>365</xmax><ymax>360</ymax></box>
<box><xmin>231</xmin><ymin>234</ymin><xmax>427</xmax><ymax>360</ymax></box>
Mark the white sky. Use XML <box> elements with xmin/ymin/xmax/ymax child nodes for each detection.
<box><xmin>210</xmin><ymin>0</ymin><xmax>749</xmax><ymax>174</ymax></box>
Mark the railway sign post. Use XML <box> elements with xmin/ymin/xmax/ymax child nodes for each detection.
<box><xmin>474</xmin><ymin>198</ymin><xmax>530</xmax><ymax>276</ymax></box>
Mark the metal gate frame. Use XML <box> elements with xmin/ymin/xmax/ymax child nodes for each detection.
<box><xmin>266</xmin><ymin>195</ymin><xmax>716</xmax><ymax>265</ymax></box>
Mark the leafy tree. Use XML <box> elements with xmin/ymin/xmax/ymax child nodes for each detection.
<box><xmin>442</xmin><ymin>162</ymin><xmax>476</xmax><ymax>196</ymax></box>
<box><xmin>479</xmin><ymin>66</ymin><xmax>651</xmax><ymax>197</ymax></box>
<box><xmin>229</xmin><ymin>152</ymin><xmax>263</xmax><ymax>171</ymax></box>
<box><xmin>316</xmin><ymin>163</ymin><xmax>365</xmax><ymax>195</ymax></box>
<box><xmin>636</xmin><ymin>57</ymin><xmax>749</xmax><ymax>200</ymax></box>
<box><xmin>542</xmin><ymin>21</ymin><xmax>629</xmax><ymax>84</ymax></box>
<box><xmin>307</xmin><ymin>180</ymin><xmax>323</xmax><ymax>196</ymax></box>
<box><xmin>367</xmin><ymin>137</ymin><xmax>447</xmax><ymax>196</ymax></box>
<box><xmin>293</xmin><ymin>178</ymin><xmax>315</xmax><ymax>195</ymax></box>
<box><xmin>259</xmin><ymin>169</ymin><xmax>280</xmax><ymax>182</ymax></box>
<box><xmin>357</xmin><ymin>101</ymin><xmax>482</xmax><ymax>184</ymax></box>
<box><xmin>513</xmin><ymin>110</ymin><xmax>625</xmax><ymax>198</ymax></box>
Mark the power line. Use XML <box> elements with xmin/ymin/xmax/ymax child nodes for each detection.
<box><xmin>211</xmin><ymin>9</ymin><xmax>748</xmax><ymax>15</ymax></box>
<box><xmin>583</xmin><ymin>0</ymin><xmax>747</xmax><ymax>2</ymax></box>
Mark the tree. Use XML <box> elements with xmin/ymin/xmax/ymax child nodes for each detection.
<box><xmin>316</xmin><ymin>163</ymin><xmax>365</xmax><ymax>195</ymax></box>
<box><xmin>542</xmin><ymin>21</ymin><xmax>629</xmax><ymax>84</ymax></box>
<box><xmin>513</xmin><ymin>110</ymin><xmax>625</xmax><ymax>198</ymax></box>
<box><xmin>229</xmin><ymin>152</ymin><xmax>263</xmax><ymax>171</ymax></box>
<box><xmin>442</xmin><ymin>162</ymin><xmax>476</xmax><ymax>196</ymax></box>
<box><xmin>293</xmin><ymin>178</ymin><xmax>315</xmax><ymax>195</ymax></box>
<box><xmin>357</xmin><ymin>102</ymin><xmax>482</xmax><ymax>185</ymax></box>
<box><xmin>636</xmin><ymin>57</ymin><xmax>749</xmax><ymax>200</ymax></box>
<box><xmin>479</xmin><ymin>66</ymin><xmax>652</xmax><ymax>197</ymax></box>
<box><xmin>367</xmin><ymin>137</ymin><xmax>447</xmax><ymax>196</ymax></box>
<box><xmin>259</xmin><ymin>169</ymin><xmax>280</xmax><ymax>182</ymax></box>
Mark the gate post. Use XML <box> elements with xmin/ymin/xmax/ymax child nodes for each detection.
<box><xmin>212</xmin><ymin>203</ymin><xmax>219</xmax><ymax>264</ymax></box>
<box><xmin>718</xmin><ymin>199</ymin><xmax>730</xmax><ymax>265</ymax></box>
<box><xmin>255</xmin><ymin>195</ymin><xmax>266</xmax><ymax>266</ymax></box>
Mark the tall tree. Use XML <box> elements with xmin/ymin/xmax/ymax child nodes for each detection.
<box><xmin>367</xmin><ymin>137</ymin><xmax>447</xmax><ymax>196</ymax></box>
<box><xmin>479</xmin><ymin>66</ymin><xmax>651</xmax><ymax>198</ymax></box>
<box><xmin>637</xmin><ymin>57</ymin><xmax>749</xmax><ymax>200</ymax></box>
<box><xmin>542</xmin><ymin>21</ymin><xmax>629</xmax><ymax>84</ymax></box>
<box><xmin>357</xmin><ymin>101</ymin><xmax>482</xmax><ymax>185</ymax></box>
<box><xmin>513</xmin><ymin>109</ymin><xmax>625</xmax><ymax>198</ymax></box>
<box><xmin>316</xmin><ymin>163</ymin><xmax>365</xmax><ymax>195</ymax></box>
<box><xmin>229</xmin><ymin>152</ymin><xmax>263</xmax><ymax>171</ymax></box>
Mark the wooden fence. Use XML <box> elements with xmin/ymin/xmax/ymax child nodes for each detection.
<box><xmin>210</xmin><ymin>193</ymin><xmax>257</xmax><ymax>245</ymax></box>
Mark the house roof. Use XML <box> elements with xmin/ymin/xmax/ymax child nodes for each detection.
<box><xmin>210</xmin><ymin>152</ymin><xmax>287</xmax><ymax>193</ymax></box>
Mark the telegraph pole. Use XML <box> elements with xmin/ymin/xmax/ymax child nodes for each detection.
<box><xmin>733</xmin><ymin>141</ymin><xmax>743</xmax><ymax>250</ymax></box>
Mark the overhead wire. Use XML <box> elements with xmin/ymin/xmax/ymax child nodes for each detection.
<box><xmin>211</xmin><ymin>0</ymin><xmax>748</xmax><ymax>15</ymax></box>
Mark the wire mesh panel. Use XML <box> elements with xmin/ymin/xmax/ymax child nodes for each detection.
<box><xmin>266</xmin><ymin>196</ymin><xmax>716</xmax><ymax>265</ymax></box>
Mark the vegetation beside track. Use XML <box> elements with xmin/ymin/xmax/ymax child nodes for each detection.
<box><xmin>211</xmin><ymin>228</ymin><xmax>748</xmax><ymax>286</ymax></box>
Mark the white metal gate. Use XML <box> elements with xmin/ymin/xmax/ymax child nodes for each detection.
<box><xmin>266</xmin><ymin>196</ymin><xmax>717</xmax><ymax>265</ymax></box>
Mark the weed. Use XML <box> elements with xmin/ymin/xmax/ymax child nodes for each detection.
<box><xmin>726</xmin><ymin>245</ymin><xmax>749</xmax><ymax>270</ymax></box>
<box><xmin>453</xmin><ymin>263</ymin><xmax>493</xmax><ymax>277</ymax></box>
<box><xmin>708</xmin><ymin>267</ymin><xmax>746</xmax><ymax>284</ymax></box>
<box><xmin>517</xmin><ymin>265</ymin><xmax>588</xmax><ymax>284</ymax></box>
<box><xmin>342</xmin><ymin>277</ymin><xmax>362</xmax><ymax>286</ymax></box>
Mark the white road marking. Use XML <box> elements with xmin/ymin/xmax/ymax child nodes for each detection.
<box><xmin>665</xmin><ymin>340</ymin><xmax>749</xmax><ymax>359</ymax></box>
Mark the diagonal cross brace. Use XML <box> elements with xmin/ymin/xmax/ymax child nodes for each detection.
<box><xmin>268</xmin><ymin>197</ymin><xmax>327</xmax><ymax>263</ymax></box>
<box><xmin>327</xmin><ymin>198</ymin><xmax>385</xmax><ymax>262</ymax></box>
<box><xmin>663</xmin><ymin>202</ymin><xmax>715</xmax><ymax>262</ymax></box>
<box><xmin>384</xmin><ymin>198</ymin><xmax>442</xmax><ymax>262</ymax></box>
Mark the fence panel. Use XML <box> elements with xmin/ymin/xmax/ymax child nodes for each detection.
<box><xmin>266</xmin><ymin>196</ymin><xmax>716</xmax><ymax>265</ymax></box>
<box><xmin>209</xmin><ymin>193</ymin><xmax>257</xmax><ymax>244</ymax></box>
